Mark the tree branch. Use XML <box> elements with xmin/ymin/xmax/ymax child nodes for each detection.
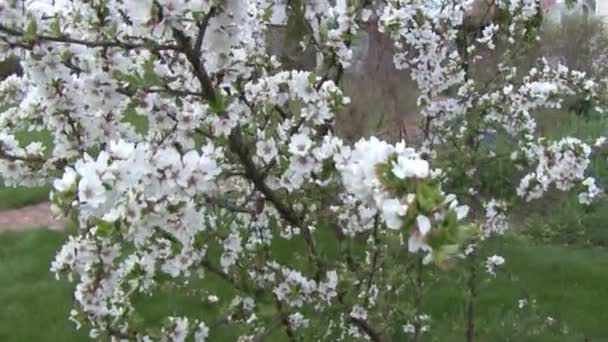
<box><xmin>170</xmin><ymin>19</ymin><xmax>322</xmax><ymax>273</ymax></box>
<box><xmin>228</xmin><ymin>128</ymin><xmax>319</xmax><ymax>261</ymax></box>
<box><xmin>465</xmin><ymin>250</ymin><xmax>478</xmax><ymax>342</ymax></box>
<box><xmin>0</xmin><ymin>24</ymin><xmax>180</xmax><ymax>52</ymax></box>
<box><xmin>172</xmin><ymin>28</ymin><xmax>218</xmax><ymax>103</ymax></box>
<box><xmin>194</xmin><ymin>7</ymin><xmax>216</xmax><ymax>56</ymax></box>
<box><xmin>273</xmin><ymin>296</ymin><xmax>297</xmax><ymax>342</ymax></box>
<box><xmin>0</xmin><ymin>149</ymin><xmax>46</xmax><ymax>164</ymax></box>
<box><xmin>200</xmin><ymin>259</ymin><xmax>248</xmax><ymax>293</ymax></box>
<box><xmin>349</xmin><ymin>317</ymin><xmax>383</xmax><ymax>342</ymax></box>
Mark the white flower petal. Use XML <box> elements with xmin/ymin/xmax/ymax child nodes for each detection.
<box><xmin>416</xmin><ymin>215</ymin><xmax>431</xmax><ymax>236</ymax></box>
<box><xmin>456</xmin><ymin>205</ymin><xmax>469</xmax><ymax>220</ymax></box>
<box><xmin>408</xmin><ymin>234</ymin><xmax>422</xmax><ymax>253</ymax></box>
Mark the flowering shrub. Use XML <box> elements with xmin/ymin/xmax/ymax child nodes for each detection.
<box><xmin>0</xmin><ymin>0</ymin><xmax>605</xmax><ymax>341</ymax></box>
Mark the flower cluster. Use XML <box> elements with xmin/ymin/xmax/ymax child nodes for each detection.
<box><xmin>336</xmin><ymin>137</ymin><xmax>474</xmax><ymax>265</ymax></box>
<box><xmin>515</xmin><ymin>137</ymin><xmax>594</xmax><ymax>201</ymax></box>
<box><xmin>485</xmin><ymin>255</ymin><xmax>505</xmax><ymax>277</ymax></box>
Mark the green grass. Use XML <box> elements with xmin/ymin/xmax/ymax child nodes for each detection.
<box><xmin>0</xmin><ymin>230</ymin><xmax>88</xmax><ymax>342</ymax></box>
<box><xmin>426</xmin><ymin>235</ymin><xmax>608</xmax><ymax>341</ymax></box>
<box><xmin>0</xmin><ymin>184</ymin><xmax>50</xmax><ymax>210</ymax></box>
<box><xmin>1</xmin><ymin>230</ymin><xmax>607</xmax><ymax>341</ymax></box>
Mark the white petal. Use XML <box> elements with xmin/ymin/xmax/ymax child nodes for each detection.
<box><xmin>443</xmin><ymin>194</ymin><xmax>456</xmax><ymax>204</ymax></box>
<box><xmin>422</xmin><ymin>252</ymin><xmax>433</xmax><ymax>265</ymax></box>
<box><xmin>413</xmin><ymin>159</ymin><xmax>430</xmax><ymax>178</ymax></box>
<box><xmin>456</xmin><ymin>205</ymin><xmax>469</xmax><ymax>220</ymax></box>
<box><xmin>382</xmin><ymin>199</ymin><xmax>404</xmax><ymax>229</ymax></box>
<box><xmin>416</xmin><ymin>215</ymin><xmax>431</xmax><ymax>236</ymax></box>
<box><xmin>408</xmin><ymin>235</ymin><xmax>421</xmax><ymax>253</ymax></box>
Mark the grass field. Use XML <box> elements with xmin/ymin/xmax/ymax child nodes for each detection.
<box><xmin>427</xmin><ymin>236</ymin><xmax>608</xmax><ymax>341</ymax></box>
<box><xmin>0</xmin><ymin>230</ymin><xmax>89</xmax><ymax>342</ymax></box>
<box><xmin>1</xmin><ymin>229</ymin><xmax>607</xmax><ymax>341</ymax></box>
<box><xmin>0</xmin><ymin>183</ymin><xmax>50</xmax><ymax>210</ymax></box>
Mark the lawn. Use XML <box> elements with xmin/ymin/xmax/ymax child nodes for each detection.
<box><xmin>427</xmin><ymin>236</ymin><xmax>608</xmax><ymax>341</ymax></box>
<box><xmin>0</xmin><ymin>183</ymin><xmax>50</xmax><ymax>210</ymax></box>
<box><xmin>0</xmin><ymin>230</ymin><xmax>88</xmax><ymax>342</ymax></box>
<box><xmin>1</xmin><ymin>229</ymin><xmax>607</xmax><ymax>341</ymax></box>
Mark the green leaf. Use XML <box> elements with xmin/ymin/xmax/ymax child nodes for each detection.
<box><xmin>24</xmin><ymin>17</ymin><xmax>38</xmax><ymax>43</ymax></box>
<box><xmin>105</xmin><ymin>23</ymin><xmax>118</xmax><ymax>39</ymax></box>
<box><xmin>142</xmin><ymin>58</ymin><xmax>163</xmax><ymax>87</ymax></box>
<box><xmin>262</xmin><ymin>6</ymin><xmax>273</xmax><ymax>21</ymax></box>
<box><xmin>307</xmin><ymin>72</ymin><xmax>317</xmax><ymax>84</ymax></box>
<box><xmin>209</xmin><ymin>93</ymin><xmax>226</xmax><ymax>114</ymax></box>
<box><xmin>433</xmin><ymin>244</ymin><xmax>460</xmax><ymax>269</ymax></box>
<box><xmin>95</xmin><ymin>220</ymin><xmax>114</xmax><ymax>237</ymax></box>
<box><xmin>416</xmin><ymin>182</ymin><xmax>438</xmax><ymax>213</ymax></box>
<box><xmin>426</xmin><ymin>227</ymin><xmax>450</xmax><ymax>249</ymax></box>
<box><xmin>50</xmin><ymin>15</ymin><xmax>61</xmax><ymax>36</ymax></box>
<box><xmin>443</xmin><ymin>210</ymin><xmax>458</xmax><ymax>230</ymax></box>
<box><xmin>321</xmin><ymin>158</ymin><xmax>336</xmax><ymax>180</ymax></box>
<box><xmin>113</xmin><ymin>69</ymin><xmax>143</xmax><ymax>89</ymax></box>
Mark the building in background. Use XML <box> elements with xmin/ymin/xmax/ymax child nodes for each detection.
<box><xmin>543</xmin><ymin>0</ymin><xmax>602</xmax><ymax>21</ymax></box>
<box><xmin>596</xmin><ymin>0</ymin><xmax>608</xmax><ymax>20</ymax></box>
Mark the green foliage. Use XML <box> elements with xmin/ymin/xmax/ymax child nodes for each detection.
<box><xmin>0</xmin><ymin>57</ymin><xmax>21</xmax><ymax>80</ymax></box>
<box><xmin>23</xmin><ymin>16</ymin><xmax>38</xmax><ymax>44</ymax></box>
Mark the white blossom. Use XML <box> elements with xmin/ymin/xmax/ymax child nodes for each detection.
<box><xmin>485</xmin><ymin>255</ymin><xmax>505</xmax><ymax>276</ymax></box>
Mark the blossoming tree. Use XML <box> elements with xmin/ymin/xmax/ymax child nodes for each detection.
<box><xmin>0</xmin><ymin>0</ymin><xmax>604</xmax><ymax>341</ymax></box>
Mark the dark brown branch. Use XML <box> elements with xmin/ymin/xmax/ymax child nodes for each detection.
<box><xmin>465</xmin><ymin>250</ymin><xmax>478</xmax><ymax>342</ymax></box>
<box><xmin>0</xmin><ymin>149</ymin><xmax>46</xmax><ymax>164</ymax></box>
<box><xmin>171</xmin><ymin>19</ymin><xmax>322</xmax><ymax>273</ymax></box>
<box><xmin>0</xmin><ymin>24</ymin><xmax>180</xmax><ymax>51</ymax></box>
<box><xmin>172</xmin><ymin>28</ymin><xmax>218</xmax><ymax>103</ymax></box>
<box><xmin>228</xmin><ymin>128</ymin><xmax>319</xmax><ymax>261</ymax></box>
<box><xmin>117</xmin><ymin>85</ymin><xmax>203</xmax><ymax>98</ymax></box>
<box><xmin>203</xmin><ymin>195</ymin><xmax>256</xmax><ymax>215</ymax></box>
<box><xmin>194</xmin><ymin>7</ymin><xmax>216</xmax><ymax>56</ymax></box>
<box><xmin>349</xmin><ymin>317</ymin><xmax>383</xmax><ymax>342</ymax></box>
<box><xmin>273</xmin><ymin>296</ymin><xmax>297</xmax><ymax>342</ymax></box>
<box><xmin>200</xmin><ymin>259</ymin><xmax>248</xmax><ymax>293</ymax></box>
